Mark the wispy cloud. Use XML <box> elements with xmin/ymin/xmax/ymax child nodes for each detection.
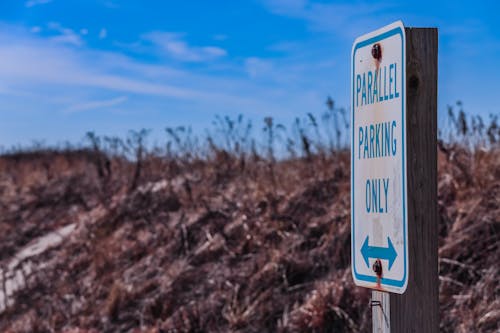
<box><xmin>143</xmin><ymin>32</ymin><xmax>227</xmax><ymax>62</ymax></box>
<box><xmin>0</xmin><ymin>43</ymin><xmax>197</xmax><ymax>99</ymax></box>
<box><xmin>0</xmin><ymin>26</ymin><xmax>259</xmax><ymax>110</ymax></box>
<box><xmin>47</xmin><ymin>22</ymin><xmax>83</xmax><ymax>46</ymax></box>
<box><xmin>64</xmin><ymin>96</ymin><xmax>128</xmax><ymax>113</ymax></box>
<box><xmin>25</xmin><ymin>0</ymin><xmax>52</xmax><ymax>8</ymax></box>
<box><xmin>0</xmin><ymin>22</ymin><xmax>330</xmax><ymax>139</ymax></box>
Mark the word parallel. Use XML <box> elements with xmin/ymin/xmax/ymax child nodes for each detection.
<box><xmin>355</xmin><ymin>62</ymin><xmax>400</xmax><ymax>107</ymax></box>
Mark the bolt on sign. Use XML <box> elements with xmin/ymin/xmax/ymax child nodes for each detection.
<box><xmin>351</xmin><ymin>21</ymin><xmax>408</xmax><ymax>294</ymax></box>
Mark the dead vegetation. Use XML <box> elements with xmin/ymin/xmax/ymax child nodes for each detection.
<box><xmin>0</xmin><ymin>103</ymin><xmax>498</xmax><ymax>332</ymax></box>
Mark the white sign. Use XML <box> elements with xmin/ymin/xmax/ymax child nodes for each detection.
<box><xmin>351</xmin><ymin>21</ymin><xmax>408</xmax><ymax>294</ymax></box>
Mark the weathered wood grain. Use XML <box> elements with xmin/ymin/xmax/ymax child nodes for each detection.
<box><xmin>388</xmin><ymin>27</ymin><xmax>439</xmax><ymax>333</ymax></box>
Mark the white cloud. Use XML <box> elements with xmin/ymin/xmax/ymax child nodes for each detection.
<box><xmin>99</xmin><ymin>28</ymin><xmax>107</xmax><ymax>39</ymax></box>
<box><xmin>50</xmin><ymin>33</ymin><xmax>82</xmax><ymax>46</ymax></box>
<box><xmin>64</xmin><ymin>96</ymin><xmax>128</xmax><ymax>113</ymax></box>
<box><xmin>47</xmin><ymin>22</ymin><xmax>83</xmax><ymax>46</ymax></box>
<box><xmin>0</xmin><ymin>27</ymin><xmax>247</xmax><ymax>107</ymax></box>
<box><xmin>202</xmin><ymin>46</ymin><xmax>226</xmax><ymax>57</ymax></box>
<box><xmin>25</xmin><ymin>0</ymin><xmax>52</xmax><ymax>8</ymax></box>
<box><xmin>0</xmin><ymin>23</ymin><xmax>327</xmax><ymax>128</ymax></box>
<box><xmin>0</xmin><ymin>45</ymin><xmax>196</xmax><ymax>99</ymax></box>
<box><xmin>143</xmin><ymin>32</ymin><xmax>227</xmax><ymax>62</ymax></box>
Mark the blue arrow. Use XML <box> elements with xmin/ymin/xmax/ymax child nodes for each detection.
<box><xmin>361</xmin><ymin>236</ymin><xmax>397</xmax><ymax>271</ymax></box>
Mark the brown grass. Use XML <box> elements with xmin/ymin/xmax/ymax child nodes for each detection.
<box><xmin>0</xmin><ymin>109</ymin><xmax>498</xmax><ymax>332</ymax></box>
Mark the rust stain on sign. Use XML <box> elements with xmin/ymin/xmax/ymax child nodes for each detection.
<box><xmin>372</xmin><ymin>43</ymin><xmax>382</xmax><ymax>68</ymax></box>
<box><xmin>373</xmin><ymin>258</ymin><xmax>384</xmax><ymax>290</ymax></box>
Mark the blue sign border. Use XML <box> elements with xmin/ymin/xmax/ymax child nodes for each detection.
<box><xmin>351</xmin><ymin>26</ymin><xmax>407</xmax><ymax>288</ymax></box>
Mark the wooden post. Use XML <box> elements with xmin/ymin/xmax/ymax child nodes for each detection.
<box><xmin>373</xmin><ymin>290</ymin><xmax>391</xmax><ymax>332</ymax></box>
<box><xmin>374</xmin><ymin>27</ymin><xmax>438</xmax><ymax>333</ymax></box>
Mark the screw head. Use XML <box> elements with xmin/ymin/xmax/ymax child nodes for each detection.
<box><xmin>372</xmin><ymin>43</ymin><xmax>382</xmax><ymax>61</ymax></box>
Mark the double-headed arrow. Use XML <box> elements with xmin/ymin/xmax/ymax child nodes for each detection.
<box><xmin>361</xmin><ymin>236</ymin><xmax>397</xmax><ymax>271</ymax></box>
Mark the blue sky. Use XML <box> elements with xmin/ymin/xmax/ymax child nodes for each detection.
<box><xmin>0</xmin><ymin>0</ymin><xmax>499</xmax><ymax>147</ymax></box>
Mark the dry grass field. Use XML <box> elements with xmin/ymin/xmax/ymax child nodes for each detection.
<box><xmin>0</xmin><ymin>109</ymin><xmax>498</xmax><ymax>332</ymax></box>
